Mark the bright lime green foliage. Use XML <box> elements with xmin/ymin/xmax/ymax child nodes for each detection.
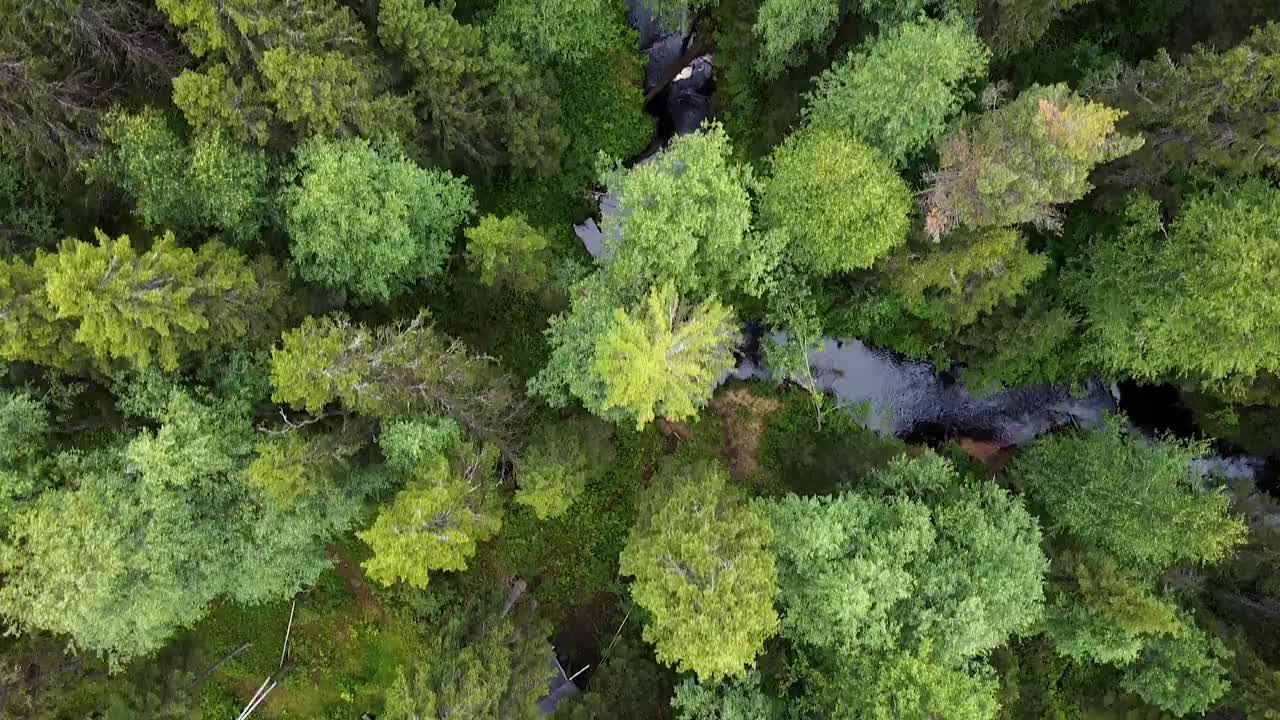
<box><xmin>814</xmin><ymin>646</ymin><xmax>1000</xmax><ymax>720</ymax></box>
<box><xmin>39</xmin><ymin>230</ymin><xmax>280</xmax><ymax>371</ymax></box>
<box><xmin>514</xmin><ymin>416</ymin><xmax>615</xmax><ymax>520</ymax></box>
<box><xmin>1041</xmin><ymin>550</ymin><xmax>1184</xmax><ymax>665</ymax></box>
<box><xmin>378</xmin><ymin>0</ymin><xmax>564</xmax><ymax>175</ymax></box>
<box><xmin>284</xmin><ymin>137</ymin><xmax>474</xmax><ymax>303</ymax></box>
<box><xmin>359</xmin><ymin>426</ymin><xmax>503</xmax><ymax>589</ymax></box>
<box><xmin>270</xmin><ymin>313</ymin><xmax>523</xmax><ymax>451</ymax></box>
<box><xmin>89</xmin><ymin>108</ymin><xmax>269</xmax><ymax>243</ymax></box>
<box><xmin>760</xmin><ymin>128</ymin><xmax>911</xmax><ymax>274</ymax></box>
<box><xmin>247</xmin><ymin>430</ymin><xmax>362</xmax><ymax>505</ymax></box>
<box><xmin>0</xmin><ymin>390</ymin><xmax>377</xmax><ymax>666</ymax></box>
<box><xmin>925</xmin><ymin>83</ymin><xmax>1142</xmax><ymax>238</ymax></box>
<box><xmin>594</xmin><ymin>283</ymin><xmax>740</xmax><ymax>429</ymax></box>
<box><xmin>487</xmin><ymin>0</ymin><xmax>630</xmax><ymax>66</ymax></box>
<box><xmin>464</xmin><ymin>213</ymin><xmax>550</xmax><ymax>291</ymax></box>
<box><xmin>159</xmin><ymin>0</ymin><xmax>411</xmax><ymax>144</ymax></box>
<box><xmin>1100</xmin><ymin>22</ymin><xmax>1280</xmax><ymax>180</ymax></box>
<box><xmin>1119</xmin><ymin>624</ymin><xmax>1233</xmax><ymax>717</ymax></box>
<box><xmin>804</xmin><ymin>19</ymin><xmax>990</xmax><ymax>166</ymax></box>
<box><xmin>0</xmin><ymin>255</ymin><xmax>81</xmax><ymax>370</ymax></box>
<box><xmin>383</xmin><ymin>588</ymin><xmax>553</xmax><ymax>720</ymax></box>
<box><xmin>1071</xmin><ymin>183</ymin><xmax>1280</xmax><ymax>395</ymax></box>
<box><xmin>602</xmin><ymin>125</ymin><xmax>764</xmax><ymax>298</ymax></box>
<box><xmin>752</xmin><ymin>0</ymin><xmax>840</xmax><ymax>79</ymax></box>
<box><xmin>764</xmin><ymin>453</ymin><xmax>1046</xmax><ymax>663</ymax></box>
<box><xmin>1012</xmin><ymin>420</ymin><xmax>1246</xmax><ymax>571</ymax></box>
<box><xmin>619</xmin><ymin>461</ymin><xmax>779</xmax><ymax>681</ymax></box>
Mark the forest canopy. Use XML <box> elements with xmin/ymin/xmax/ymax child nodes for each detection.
<box><xmin>1</xmin><ymin>0</ymin><xmax>1279</xmax><ymax>719</ymax></box>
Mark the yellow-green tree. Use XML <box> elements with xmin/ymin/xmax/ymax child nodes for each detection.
<box><xmin>41</xmin><ymin>230</ymin><xmax>280</xmax><ymax>371</ymax></box>
<box><xmin>594</xmin><ymin>283</ymin><xmax>740</xmax><ymax>430</ymax></box>
<box><xmin>359</xmin><ymin>418</ymin><xmax>503</xmax><ymax>589</ymax></box>
<box><xmin>618</xmin><ymin>461</ymin><xmax>779</xmax><ymax>682</ymax></box>
<box><xmin>760</xmin><ymin>127</ymin><xmax>912</xmax><ymax>275</ymax></box>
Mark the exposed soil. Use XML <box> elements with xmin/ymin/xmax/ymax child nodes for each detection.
<box><xmin>710</xmin><ymin>386</ymin><xmax>783</xmax><ymax>482</ymax></box>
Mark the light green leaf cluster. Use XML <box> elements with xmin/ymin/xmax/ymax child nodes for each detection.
<box><xmin>0</xmin><ymin>389</ymin><xmax>375</xmax><ymax>665</ymax></box>
<box><xmin>601</xmin><ymin>125</ymin><xmax>760</xmax><ymax>298</ymax></box>
<box><xmin>804</xmin><ymin>19</ymin><xmax>990</xmax><ymax>165</ymax></box>
<box><xmin>753</xmin><ymin>0</ymin><xmax>840</xmax><ymax>79</ymax></box>
<box><xmin>0</xmin><ymin>230</ymin><xmax>279</xmax><ymax>372</ymax></box>
<box><xmin>1012</xmin><ymin>419</ymin><xmax>1246</xmax><ymax>571</ymax></box>
<box><xmin>359</xmin><ymin>431</ymin><xmax>503</xmax><ymax>589</ymax></box>
<box><xmin>594</xmin><ymin>282</ymin><xmax>740</xmax><ymax>429</ymax></box>
<box><xmin>89</xmin><ymin>108</ymin><xmax>270</xmax><ymax>243</ymax></box>
<box><xmin>1072</xmin><ymin>182</ymin><xmax>1280</xmax><ymax>395</ymax></box>
<box><xmin>270</xmin><ymin>313</ymin><xmax>522</xmax><ymax>449</ymax></box>
<box><xmin>160</xmin><ymin>0</ymin><xmax>412</xmax><ymax>144</ymax></box>
<box><xmin>1120</xmin><ymin>624</ymin><xmax>1234</xmax><ymax>717</ymax></box>
<box><xmin>486</xmin><ymin>0</ymin><xmax>629</xmax><ymax>66</ymax></box>
<box><xmin>817</xmin><ymin>644</ymin><xmax>1000</xmax><ymax>720</ymax></box>
<box><xmin>284</xmin><ymin>137</ymin><xmax>475</xmax><ymax>303</ymax></box>
<box><xmin>619</xmin><ymin>461</ymin><xmax>779</xmax><ymax>681</ymax></box>
<box><xmin>40</xmin><ymin>230</ymin><xmax>280</xmax><ymax>371</ymax></box>
<box><xmin>1012</xmin><ymin>420</ymin><xmax>1243</xmax><ymax>714</ymax></box>
<box><xmin>465</xmin><ymin>213</ymin><xmax>550</xmax><ymax>291</ymax></box>
<box><xmin>765</xmin><ymin>452</ymin><xmax>1046</xmax><ymax>662</ymax></box>
<box><xmin>760</xmin><ymin>127</ymin><xmax>912</xmax><ymax>274</ymax></box>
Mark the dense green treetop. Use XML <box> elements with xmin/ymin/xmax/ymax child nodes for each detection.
<box><xmin>486</xmin><ymin>0</ymin><xmax>631</xmax><ymax>66</ymax></box>
<box><xmin>514</xmin><ymin>415</ymin><xmax>615</xmax><ymax>520</ymax></box>
<box><xmin>159</xmin><ymin>0</ymin><xmax>412</xmax><ymax>144</ymax></box>
<box><xmin>805</xmin><ymin>645</ymin><xmax>1001</xmax><ymax>720</ymax></box>
<box><xmin>1119</xmin><ymin>623</ymin><xmax>1233</xmax><ymax>717</ymax></box>
<box><xmin>0</xmin><ymin>388</ymin><xmax>376</xmax><ymax>665</ymax></box>
<box><xmin>1070</xmin><ymin>182</ymin><xmax>1280</xmax><ymax>395</ymax></box>
<box><xmin>464</xmin><ymin>213</ymin><xmax>551</xmax><ymax>292</ymax></box>
<box><xmin>383</xmin><ymin>584</ymin><xmax>554</xmax><ymax>720</ymax></box>
<box><xmin>619</xmin><ymin>461</ymin><xmax>779</xmax><ymax>682</ymax></box>
<box><xmin>804</xmin><ymin>19</ymin><xmax>990</xmax><ymax>166</ymax></box>
<box><xmin>14</xmin><ymin>230</ymin><xmax>281</xmax><ymax>372</ymax></box>
<box><xmin>378</xmin><ymin>0</ymin><xmax>565</xmax><ymax>175</ymax></box>
<box><xmin>1097</xmin><ymin>22</ymin><xmax>1280</xmax><ymax>183</ymax></box>
<box><xmin>271</xmin><ymin>313</ymin><xmax>525</xmax><ymax>452</ymax></box>
<box><xmin>764</xmin><ymin>453</ymin><xmax>1045</xmax><ymax>663</ymax></box>
<box><xmin>283</xmin><ymin>137</ymin><xmax>474</xmax><ymax>303</ymax></box>
<box><xmin>1011</xmin><ymin>419</ymin><xmax>1246</xmax><ymax>571</ymax></box>
<box><xmin>89</xmin><ymin>108</ymin><xmax>270</xmax><ymax>243</ymax></box>
<box><xmin>925</xmin><ymin>83</ymin><xmax>1142</xmax><ymax>238</ymax></box>
<box><xmin>752</xmin><ymin>0</ymin><xmax>841</xmax><ymax>79</ymax></box>
<box><xmin>600</xmin><ymin>125</ymin><xmax>763</xmax><ymax>299</ymax></box>
<box><xmin>359</xmin><ymin>418</ymin><xmax>503</xmax><ymax>589</ymax></box>
<box><xmin>532</xmin><ymin>278</ymin><xmax>742</xmax><ymax>430</ymax></box>
<box><xmin>593</xmin><ymin>282</ymin><xmax>740</xmax><ymax>429</ymax></box>
<box><xmin>759</xmin><ymin>127</ymin><xmax>911</xmax><ymax>275</ymax></box>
